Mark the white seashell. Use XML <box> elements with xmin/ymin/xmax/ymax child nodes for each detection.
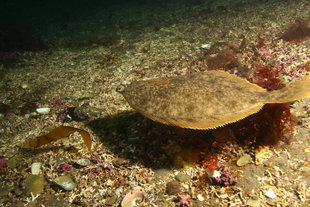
<box><xmin>36</xmin><ymin>108</ymin><xmax>50</xmax><ymax>114</ymax></box>
<box><xmin>212</xmin><ymin>170</ymin><xmax>221</xmax><ymax>178</ymax></box>
<box><xmin>121</xmin><ymin>186</ymin><xmax>145</xmax><ymax>207</ymax></box>
<box><xmin>21</xmin><ymin>83</ymin><xmax>29</xmax><ymax>89</ymax></box>
<box><xmin>76</xmin><ymin>159</ymin><xmax>91</xmax><ymax>167</ymax></box>
<box><xmin>237</xmin><ymin>154</ymin><xmax>251</xmax><ymax>166</ymax></box>
<box><xmin>200</xmin><ymin>42</ymin><xmax>213</xmax><ymax>50</ymax></box>
<box><xmin>31</xmin><ymin>162</ymin><xmax>43</xmax><ymax>175</ymax></box>
<box><xmin>197</xmin><ymin>194</ymin><xmax>204</xmax><ymax>201</ymax></box>
<box><xmin>265</xmin><ymin>188</ymin><xmax>276</xmax><ymax>199</ymax></box>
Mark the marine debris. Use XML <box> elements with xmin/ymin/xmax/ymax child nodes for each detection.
<box><xmin>22</xmin><ymin>126</ymin><xmax>92</xmax><ymax>155</ymax></box>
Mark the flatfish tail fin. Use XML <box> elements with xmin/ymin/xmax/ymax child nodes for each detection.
<box><xmin>263</xmin><ymin>74</ymin><xmax>310</xmax><ymax>103</ymax></box>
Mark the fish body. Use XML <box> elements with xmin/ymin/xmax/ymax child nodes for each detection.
<box><xmin>118</xmin><ymin>70</ymin><xmax>310</xmax><ymax>129</ymax></box>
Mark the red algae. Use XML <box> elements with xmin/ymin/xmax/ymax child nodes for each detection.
<box><xmin>234</xmin><ymin>65</ymin><xmax>296</xmax><ymax>146</ymax></box>
<box><xmin>281</xmin><ymin>19</ymin><xmax>310</xmax><ymax>42</ymax></box>
<box><xmin>201</xmin><ymin>154</ymin><xmax>218</xmax><ymax>174</ymax></box>
<box><xmin>206</xmin><ymin>47</ymin><xmax>239</xmax><ymax>70</ymax></box>
<box><xmin>250</xmin><ymin>64</ymin><xmax>285</xmax><ymax>91</ymax></box>
<box><xmin>231</xmin><ymin>103</ymin><xmax>296</xmax><ymax>146</ymax></box>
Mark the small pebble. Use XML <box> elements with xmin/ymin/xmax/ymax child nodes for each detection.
<box><xmin>36</xmin><ymin>107</ymin><xmax>50</xmax><ymax>115</ymax></box>
<box><xmin>210</xmin><ymin>170</ymin><xmax>221</xmax><ymax>178</ymax></box>
<box><xmin>54</xmin><ymin>175</ymin><xmax>77</xmax><ymax>190</ymax></box>
<box><xmin>165</xmin><ymin>180</ymin><xmax>182</xmax><ymax>195</ymax></box>
<box><xmin>200</xmin><ymin>42</ymin><xmax>213</xmax><ymax>50</ymax></box>
<box><xmin>115</xmin><ymin>187</ymin><xmax>123</xmax><ymax>198</ymax></box>
<box><xmin>31</xmin><ymin>162</ymin><xmax>43</xmax><ymax>175</ymax></box>
<box><xmin>175</xmin><ymin>172</ymin><xmax>191</xmax><ymax>182</ymax></box>
<box><xmin>237</xmin><ymin>154</ymin><xmax>251</xmax><ymax>166</ymax></box>
<box><xmin>265</xmin><ymin>188</ymin><xmax>276</xmax><ymax>199</ymax></box>
<box><xmin>21</xmin><ymin>83</ymin><xmax>29</xmax><ymax>89</ymax></box>
<box><xmin>197</xmin><ymin>194</ymin><xmax>204</xmax><ymax>201</ymax></box>
<box><xmin>75</xmin><ymin>159</ymin><xmax>91</xmax><ymax>167</ymax></box>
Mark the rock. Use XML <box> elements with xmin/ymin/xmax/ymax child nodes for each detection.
<box><xmin>175</xmin><ymin>173</ymin><xmax>191</xmax><ymax>182</ymax></box>
<box><xmin>31</xmin><ymin>162</ymin><xmax>43</xmax><ymax>175</ymax></box>
<box><xmin>236</xmin><ymin>154</ymin><xmax>251</xmax><ymax>166</ymax></box>
<box><xmin>54</xmin><ymin>175</ymin><xmax>77</xmax><ymax>190</ymax></box>
<box><xmin>24</xmin><ymin>175</ymin><xmax>45</xmax><ymax>195</ymax></box>
<box><xmin>75</xmin><ymin>159</ymin><xmax>90</xmax><ymax>167</ymax></box>
<box><xmin>165</xmin><ymin>180</ymin><xmax>182</xmax><ymax>195</ymax></box>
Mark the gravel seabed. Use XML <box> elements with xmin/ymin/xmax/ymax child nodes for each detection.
<box><xmin>0</xmin><ymin>0</ymin><xmax>310</xmax><ymax>206</ymax></box>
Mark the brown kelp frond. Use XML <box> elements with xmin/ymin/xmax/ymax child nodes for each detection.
<box><xmin>22</xmin><ymin>126</ymin><xmax>92</xmax><ymax>155</ymax></box>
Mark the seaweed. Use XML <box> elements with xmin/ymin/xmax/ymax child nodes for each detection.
<box><xmin>212</xmin><ymin>164</ymin><xmax>237</xmax><ymax>187</ymax></box>
<box><xmin>281</xmin><ymin>19</ymin><xmax>310</xmax><ymax>42</ymax></box>
<box><xmin>234</xmin><ymin>65</ymin><xmax>296</xmax><ymax>146</ymax></box>
<box><xmin>22</xmin><ymin>126</ymin><xmax>92</xmax><ymax>155</ymax></box>
<box><xmin>201</xmin><ymin>154</ymin><xmax>218</xmax><ymax>174</ymax></box>
<box><xmin>251</xmin><ymin>64</ymin><xmax>285</xmax><ymax>91</ymax></box>
<box><xmin>231</xmin><ymin>103</ymin><xmax>295</xmax><ymax>146</ymax></box>
<box><xmin>206</xmin><ymin>47</ymin><xmax>239</xmax><ymax>70</ymax></box>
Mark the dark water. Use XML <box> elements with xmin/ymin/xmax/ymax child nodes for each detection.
<box><xmin>0</xmin><ymin>0</ymin><xmax>284</xmax><ymax>51</ymax></box>
<box><xmin>0</xmin><ymin>0</ymin><xmax>246</xmax><ymax>50</ymax></box>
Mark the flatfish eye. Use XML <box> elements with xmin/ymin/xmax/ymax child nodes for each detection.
<box><xmin>116</xmin><ymin>84</ymin><xmax>126</xmax><ymax>93</ymax></box>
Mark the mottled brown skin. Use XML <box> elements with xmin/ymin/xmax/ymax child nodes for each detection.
<box><xmin>119</xmin><ymin>70</ymin><xmax>310</xmax><ymax>129</ymax></box>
